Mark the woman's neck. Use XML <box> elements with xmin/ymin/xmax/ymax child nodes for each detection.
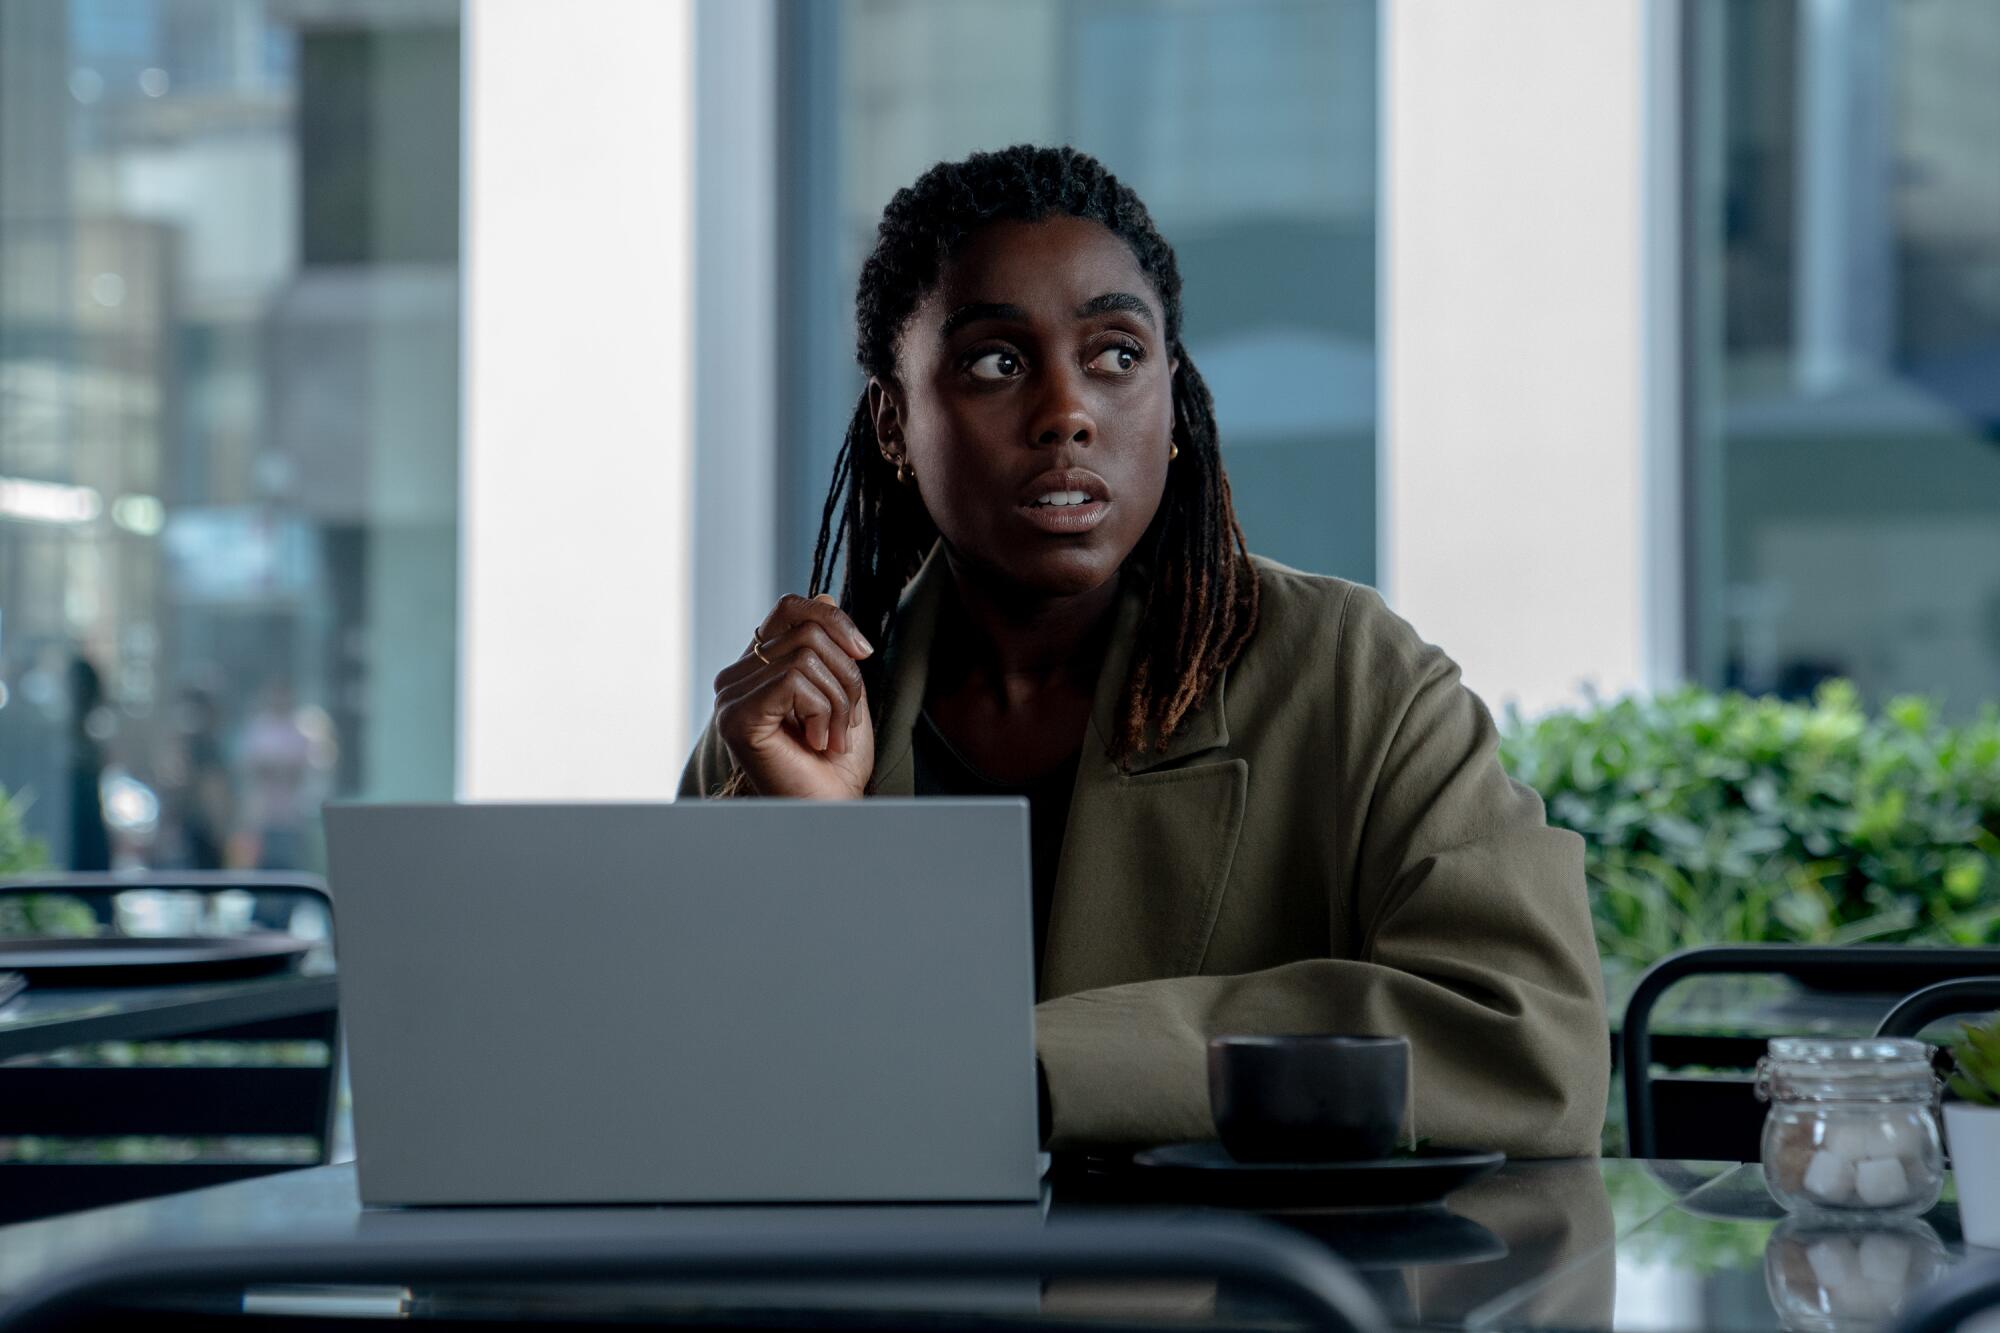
<box><xmin>932</xmin><ymin>553</ymin><xmax>1119</xmax><ymax>709</ymax></box>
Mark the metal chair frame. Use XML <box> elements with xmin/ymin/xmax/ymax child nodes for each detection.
<box><xmin>0</xmin><ymin>873</ymin><xmax>338</xmax><ymax>1223</ymax></box>
<box><xmin>0</xmin><ymin>1213</ymin><xmax>1387</xmax><ymax>1333</ymax></box>
<box><xmin>1874</xmin><ymin>977</ymin><xmax>2000</xmax><ymax>1039</ymax></box>
<box><xmin>1622</xmin><ymin>945</ymin><xmax>2000</xmax><ymax>1159</ymax></box>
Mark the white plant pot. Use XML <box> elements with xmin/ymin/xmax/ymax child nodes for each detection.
<box><xmin>1946</xmin><ymin>1102</ymin><xmax>2000</xmax><ymax>1249</ymax></box>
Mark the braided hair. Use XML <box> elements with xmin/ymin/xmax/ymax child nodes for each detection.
<box><xmin>813</xmin><ymin>144</ymin><xmax>1259</xmax><ymax>765</ymax></box>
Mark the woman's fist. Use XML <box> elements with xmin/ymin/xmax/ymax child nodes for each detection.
<box><xmin>712</xmin><ymin>594</ymin><xmax>875</xmax><ymax>799</ymax></box>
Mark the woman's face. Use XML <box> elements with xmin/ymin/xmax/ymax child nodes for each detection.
<box><xmin>874</xmin><ymin>216</ymin><xmax>1177</xmax><ymax>600</ymax></box>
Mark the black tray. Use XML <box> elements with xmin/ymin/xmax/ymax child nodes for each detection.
<box><xmin>0</xmin><ymin>934</ymin><xmax>312</xmax><ymax>987</ymax></box>
<box><xmin>1128</xmin><ymin>1142</ymin><xmax>1506</xmax><ymax>1210</ymax></box>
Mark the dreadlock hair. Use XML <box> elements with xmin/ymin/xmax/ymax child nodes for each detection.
<box><xmin>811</xmin><ymin>144</ymin><xmax>1260</xmax><ymax>766</ymax></box>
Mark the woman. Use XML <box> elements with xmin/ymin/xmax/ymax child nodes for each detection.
<box><xmin>683</xmin><ymin>145</ymin><xmax>1607</xmax><ymax>1157</ymax></box>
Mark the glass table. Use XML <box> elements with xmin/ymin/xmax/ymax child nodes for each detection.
<box><xmin>0</xmin><ymin>1155</ymin><xmax>1979</xmax><ymax>1330</ymax></box>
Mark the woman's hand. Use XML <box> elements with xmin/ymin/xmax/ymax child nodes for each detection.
<box><xmin>713</xmin><ymin>594</ymin><xmax>876</xmax><ymax>799</ymax></box>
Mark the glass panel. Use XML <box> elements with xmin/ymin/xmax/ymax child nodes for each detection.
<box><xmin>0</xmin><ymin>0</ymin><xmax>461</xmax><ymax>873</ymax></box>
<box><xmin>1689</xmin><ymin>0</ymin><xmax>2000</xmax><ymax>716</ymax></box>
<box><xmin>782</xmin><ymin>0</ymin><xmax>1378</xmax><ymax>589</ymax></box>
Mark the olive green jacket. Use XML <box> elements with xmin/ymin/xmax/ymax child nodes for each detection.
<box><xmin>680</xmin><ymin>553</ymin><xmax>1609</xmax><ymax>1157</ymax></box>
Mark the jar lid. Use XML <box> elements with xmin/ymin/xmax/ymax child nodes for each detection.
<box><xmin>1767</xmin><ymin>1037</ymin><xmax>1932</xmax><ymax>1068</ymax></box>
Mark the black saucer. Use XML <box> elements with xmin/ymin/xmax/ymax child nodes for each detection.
<box><xmin>1128</xmin><ymin>1141</ymin><xmax>1505</xmax><ymax>1209</ymax></box>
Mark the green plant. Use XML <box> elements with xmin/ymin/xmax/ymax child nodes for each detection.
<box><xmin>0</xmin><ymin>784</ymin><xmax>47</xmax><ymax>879</ymax></box>
<box><xmin>0</xmin><ymin>784</ymin><xmax>100</xmax><ymax>936</ymax></box>
<box><xmin>1948</xmin><ymin>1013</ymin><xmax>2000</xmax><ymax>1105</ymax></box>
<box><xmin>1500</xmin><ymin>682</ymin><xmax>2000</xmax><ymax>973</ymax></box>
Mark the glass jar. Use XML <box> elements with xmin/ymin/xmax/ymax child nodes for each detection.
<box><xmin>1756</xmin><ymin>1037</ymin><xmax>1945</xmax><ymax>1217</ymax></box>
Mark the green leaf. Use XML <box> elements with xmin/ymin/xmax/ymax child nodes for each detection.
<box><xmin>0</xmin><ymin>785</ymin><xmax>50</xmax><ymax>880</ymax></box>
<box><xmin>1886</xmin><ymin>695</ymin><xmax>1933</xmax><ymax>735</ymax></box>
<box><xmin>1968</xmin><ymin>1020</ymin><xmax>2000</xmax><ymax>1069</ymax></box>
<box><xmin>1953</xmin><ymin>1031</ymin><xmax>2000</xmax><ymax>1100</ymax></box>
<box><xmin>1501</xmin><ymin>684</ymin><xmax>2000</xmax><ymax>972</ymax></box>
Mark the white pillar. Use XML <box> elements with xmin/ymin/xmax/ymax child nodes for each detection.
<box><xmin>1382</xmin><ymin>0</ymin><xmax>1675</xmax><ymax>715</ymax></box>
<box><xmin>459</xmin><ymin>0</ymin><xmax>694</xmax><ymax>798</ymax></box>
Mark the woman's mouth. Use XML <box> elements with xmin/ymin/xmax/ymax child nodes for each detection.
<box><xmin>1020</xmin><ymin>494</ymin><xmax>1110</xmax><ymax>533</ymax></box>
<box><xmin>1018</xmin><ymin>469</ymin><xmax>1111</xmax><ymax>534</ymax></box>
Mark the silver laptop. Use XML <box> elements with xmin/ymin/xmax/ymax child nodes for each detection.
<box><xmin>323</xmin><ymin>799</ymin><xmax>1041</xmax><ymax>1207</ymax></box>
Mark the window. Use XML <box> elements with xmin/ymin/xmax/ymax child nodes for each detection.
<box><xmin>1688</xmin><ymin>0</ymin><xmax>2000</xmax><ymax>715</ymax></box>
<box><xmin>0</xmin><ymin>0</ymin><xmax>461</xmax><ymax>871</ymax></box>
<box><xmin>776</xmin><ymin>0</ymin><xmax>1378</xmax><ymax>591</ymax></box>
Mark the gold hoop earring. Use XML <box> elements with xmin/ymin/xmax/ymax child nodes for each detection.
<box><xmin>895</xmin><ymin>458</ymin><xmax>912</xmax><ymax>484</ymax></box>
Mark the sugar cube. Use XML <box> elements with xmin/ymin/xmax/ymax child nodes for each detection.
<box><xmin>1805</xmin><ymin>1150</ymin><xmax>1857</xmax><ymax>1204</ymax></box>
<box><xmin>1855</xmin><ymin>1157</ymin><xmax>1911</xmax><ymax>1207</ymax></box>
<box><xmin>1827</xmin><ymin>1115</ymin><xmax>1917</xmax><ymax>1160</ymax></box>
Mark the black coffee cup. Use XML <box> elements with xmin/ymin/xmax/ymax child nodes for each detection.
<box><xmin>1208</xmin><ymin>1034</ymin><xmax>1410</xmax><ymax>1163</ymax></box>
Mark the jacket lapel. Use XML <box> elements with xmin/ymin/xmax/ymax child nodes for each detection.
<box><xmin>865</xmin><ymin>550</ymin><xmax>1249</xmax><ymax>1000</ymax></box>
<box><xmin>1039</xmin><ymin>576</ymin><xmax>1247</xmax><ymax>999</ymax></box>
<box><xmin>864</xmin><ymin>549</ymin><xmax>949</xmax><ymax>798</ymax></box>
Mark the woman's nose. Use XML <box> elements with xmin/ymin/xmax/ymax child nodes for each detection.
<box><xmin>1035</xmin><ymin>414</ymin><xmax>1093</xmax><ymax>448</ymax></box>
<box><xmin>1030</xmin><ymin>373</ymin><xmax>1095</xmax><ymax>448</ymax></box>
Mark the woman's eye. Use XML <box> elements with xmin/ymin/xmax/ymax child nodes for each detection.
<box><xmin>966</xmin><ymin>350</ymin><xmax>1023</xmax><ymax>381</ymax></box>
<box><xmin>1088</xmin><ymin>344</ymin><xmax>1141</xmax><ymax>374</ymax></box>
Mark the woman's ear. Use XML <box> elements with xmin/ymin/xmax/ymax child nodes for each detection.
<box><xmin>866</xmin><ymin>376</ymin><xmax>905</xmax><ymax>464</ymax></box>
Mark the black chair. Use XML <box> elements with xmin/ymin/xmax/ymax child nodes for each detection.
<box><xmin>1621</xmin><ymin>945</ymin><xmax>2000</xmax><ymax>1160</ymax></box>
<box><xmin>1883</xmin><ymin>1257</ymin><xmax>2000</xmax><ymax>1333</ymax></box>
<box><xmin>1875</xmin><ymin>978</ymin><xmax>2000</xmax><ymax>1039</ymax></box>
<box><xmin>0</xmin><ymin>873</ymin><xmax>339</xmax><ymax>1223</ymax></box>
<box><xmin>0</xmin><ymin>1212</ymin><xmax>1387</xmax><ymax>1333</ymax></box>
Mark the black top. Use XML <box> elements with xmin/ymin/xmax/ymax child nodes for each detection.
<box><xmin>910</xmin><ymin>712</ymin><xmax>1079</xmax><ymax>988</ymax></box>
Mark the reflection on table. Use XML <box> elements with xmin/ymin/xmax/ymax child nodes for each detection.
<box><xmin>1591</xmin><ymin>1164</ymin><xmax>1972</xmax><ymax>1333</ymax></box>
<box><xmin>5</xmin><ymin>1154</ymin><xmax>1956</xmax><ymax>1331</ymax></box>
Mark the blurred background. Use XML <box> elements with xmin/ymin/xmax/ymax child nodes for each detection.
<box><xmin>0</xmin><ymin>0</ymin><xmax>1995</xmax><ymax>963</ymax></box>
<box><xmin>1</xmin><ymin>0</ymin><xmax>457</xmax><ymax>875</ymax></box>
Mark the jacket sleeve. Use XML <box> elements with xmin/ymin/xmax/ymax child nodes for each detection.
<box><xmin>1033</xmin><ymin>589</ymin><xmax>1608</xmax><ymax>1158</ymax></box>
<box><xmin>677</xmin><ymin>715</ymin><xmax>740</xmax><ymax>799</ymax></box>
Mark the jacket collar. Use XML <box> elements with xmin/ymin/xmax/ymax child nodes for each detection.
<box><xmin>869</xmin><ymin>544</ymin><xmax>1247</xmax><ymax>998</ymax></box>
<box><xmin>868</xmin><ymin>545</ymin><xmax>1230</xmax><ymax>793</ymax></box>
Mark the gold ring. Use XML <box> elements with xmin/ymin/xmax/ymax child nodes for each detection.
<box><xmin>751</xmin><ymin>634</ymin><xmax>771</xmax><ymax>665</ymax></box>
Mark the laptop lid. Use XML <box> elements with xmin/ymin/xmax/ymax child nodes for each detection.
<box><xmin>324</xmin><ymin>799</ymin><xmax>1040</xmax><ymax>1206</ymax></box>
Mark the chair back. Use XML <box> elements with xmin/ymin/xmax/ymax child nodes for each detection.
<box><xmin>0</xmin><ymin>872</ymin><xmax>339</xmax><ymax>1223</ymax></box>
<box><xmin>1622</xmin><ymin>945</ymin><xmax>2000</xmax><ymax>1160</ymax></box>
<box><xmin>1875</xmin><ymin>978</ymin><xmax>2000</xmax><ymax>1039</ymax></box>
